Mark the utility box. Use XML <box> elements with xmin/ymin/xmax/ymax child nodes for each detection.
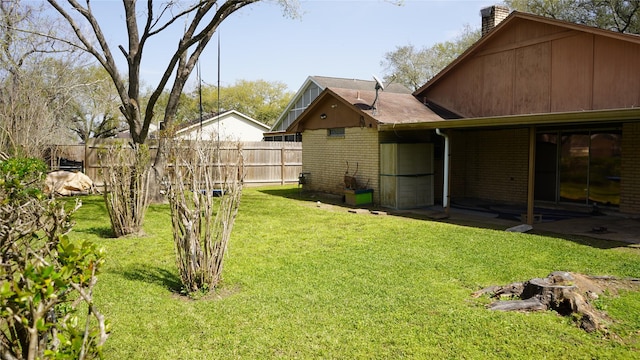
<box><xmin>344</xmin><ymin>188</ymin><xmax>373</xmax><ymax>206</ymax></box>
<box><xmin>380</xmin><ymin>143</ymin><xmax>434</xmax><ymax>209</ymax></box>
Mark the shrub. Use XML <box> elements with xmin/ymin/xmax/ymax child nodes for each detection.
<box><xmin>98</xmin><ymin>143</ymin><xmax>151</xmax><ymax>237</ymax></box>
<box><xmin>0</xmin><ymin>159</ymin><xmax>108</xmax><ymax>359</ymax></box>
<box><xmin>166</xmin><ymin>139</ymin><xmax>244</xmax><ymax>295</ymax></box>
<box><xmin>0</xmin><ymin>157</ymin><xmax>48</xmax><ymax>201</ymax></box>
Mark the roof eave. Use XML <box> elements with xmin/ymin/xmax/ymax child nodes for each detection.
<box><xmin>378</xmin><ymin>108</ymin><xmax>640</xmax><ymax>131</ymax></box>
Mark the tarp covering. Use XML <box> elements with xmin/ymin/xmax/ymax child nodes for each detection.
<box><xmin>44</xmin><ymin>171</ymin><xmax>95</xmax><ymax>196</ymax></box>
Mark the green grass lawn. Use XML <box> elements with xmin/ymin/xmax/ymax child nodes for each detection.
<box><xmin>68</xmin><ymin>186</ymin><xmax>640</xmax><ymax>359</ymax></box>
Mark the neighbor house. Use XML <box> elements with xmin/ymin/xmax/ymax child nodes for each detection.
<box><xmin>290</xmin><ymin>6</ymin><xmax>640</xmax><ymax>221</ymax></box>
<box><xmin>175</xmin><ymin>110</ymin><xmax>270</xmax><ymax>142</ymax></box>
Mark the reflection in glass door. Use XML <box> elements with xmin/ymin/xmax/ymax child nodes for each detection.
<box><xmin>535</xmin><ymin>134</ymin><xmax>558</xmax><ymax>202</ymax></box>
<box><xmin>588</xmin><ymin>133</ymin><xmax>621</xmax><ymax>206</ymax></box>
<box><xmin>536</xmin><ymin>130</ymin><xmax>620</xmax><ymax>206</ymax></box>
<box><xmin>559</xmin><ymin>133</ymin><xmax>590</xmax><ymax>204</ymax></box>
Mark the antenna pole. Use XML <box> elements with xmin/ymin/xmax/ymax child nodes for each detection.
<box><xmin>371</xmin><ymin>76</ymin><xmax>384</xmax><ymax>115</ymax></box>
<box><xmin>198</xmin><ymin>60</ymin><xmax>203</xmax><ymax>139</ymax></box>
<box><xmin>217</xmin><ymin>14</ymin><xmax>221</xmax><ymax>145</ymax></box>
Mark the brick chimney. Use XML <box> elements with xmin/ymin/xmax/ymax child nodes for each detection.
<box><xmin>481</xmin><ymin>5</ymin><xmax>510</xmax><ymax>37</ymax></box>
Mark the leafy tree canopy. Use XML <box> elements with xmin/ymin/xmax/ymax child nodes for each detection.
<box><xmin>183</xmin><ymin>79</ymin><xmax>293</xmax><ymax>126</ymax></box>
<box><xmin>504</xmin><ymin>0</ymin><xmax>640</xmax><ymax>34</ymax></box>
<box><xmin>381</xmin><ymin>24</ymin><xmax>480</xmax><ymax>91</ymax></box>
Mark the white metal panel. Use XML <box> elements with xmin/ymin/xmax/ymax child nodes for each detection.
<box><xmin>380</xmin><ymin>143</ymin><xmax>434</xmax><ymax>209</ymax></box>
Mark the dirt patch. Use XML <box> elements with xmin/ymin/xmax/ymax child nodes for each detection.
<box><xmin>171</xmin><ymin>284</ymin><xmax>242</xmax><ymax>302</ymax></box>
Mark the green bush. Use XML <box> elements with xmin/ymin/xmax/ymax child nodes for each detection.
<box><xmin>0</xmin><ymin>162</ymin><xmax>109</xmax><ymax>359</ymax></box>
<box><xmin>0</xmin><ymin>157</ymin><xmax>48</xmax><ymax>201</ymax></box>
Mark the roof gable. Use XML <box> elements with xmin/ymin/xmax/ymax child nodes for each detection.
<box><xmin>286</xmin><ymin>86</ymin><xmax>442</xmax><ymax>133</ymax></box>
<box><xmin>270</xmin><ymin>76</ymin><xmax>412</xmax><ymax>133</ymax></box>
<box><xmin>176</xmin><ymin>110</ymin><xmax>269</xmax><ymax>141</ymax></box>
<box><xmin>269</xmin><ymin>76</ymin><xmax>324</xmax><ymax>133</ymax></box>
<box><xmin>414</xmin><ymin>11</ymin><xmax>640</xmax><ymax>119</ymax></box>
<box><xmin>177</xmin><ymin>110</ymin><xmax>269</xmax><ymax>133</ymax></box>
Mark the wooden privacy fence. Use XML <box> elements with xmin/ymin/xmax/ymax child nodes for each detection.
<box><xmin>47</xmin><ymin>141</ymin><xmax>302</xmax><ymax>188</ymax></box>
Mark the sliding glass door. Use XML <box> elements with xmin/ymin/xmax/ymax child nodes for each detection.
<box><xmin>535</xmin><ymin>129</ymin><xmax>621</xmax><ymax>206</ymax></box>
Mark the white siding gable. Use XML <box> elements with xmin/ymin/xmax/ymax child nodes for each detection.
<box><xmin>176</xmin><ymin>110</ymin><xmax>269</xmax><ymax>142</ymax></box>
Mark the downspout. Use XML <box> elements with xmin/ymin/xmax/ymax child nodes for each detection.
<box><xmin>435</xmin><ymin>128</ymin><xmax>450</xmax><ymax>216</ymax></box>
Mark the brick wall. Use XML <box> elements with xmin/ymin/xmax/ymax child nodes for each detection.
<box><xmin>451</xmin><ymin>128</ymin><xmax>530</xmax><ymax>204</ymax></box>
<box><xmin>302</xmin><ymin>127</ymin><xmax>380</xmax><ymax>202</ymax></box>
<box><xmin>621</xmin><ymin>122</ymin><xmax>640</xmax><ymax>214</ymax></box>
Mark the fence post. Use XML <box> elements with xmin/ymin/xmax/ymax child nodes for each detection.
<box><xmin>281</xmin><ymin>146</ymin><xmax>285</xmax><ymax>185</ymax></box>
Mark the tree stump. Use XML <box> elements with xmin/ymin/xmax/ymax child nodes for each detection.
<box><xmin>473</xmin><ymin>271</ymin><xmax>640</xmax><ymax>332</ymax></box>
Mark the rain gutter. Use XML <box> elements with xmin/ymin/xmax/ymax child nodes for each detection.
<box><xmin>435</xmin><ymin>128</ymin><xmax>450</xmax><ymax>216</ymax></box>
<box><xmin>379</xmin><ymin>108</ymin><xmax>640</xmax><ymax>131</ymax></box>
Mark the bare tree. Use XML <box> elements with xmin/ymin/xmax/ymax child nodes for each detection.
<box><xmin>70</xmin><ymin>66</ymin><xmax>126</xmax><ymax>141</ymax></box>
<box><xmin>45</xmin><ymin>0</ymin><xmax>298</xmax><ymax>163</ymax></box>
<box><xmin>0</xmin><ymin>2</ymin><xmax>81</xmax><ymax>157</ymax></box>
<box><xmin>45</xmin><ymin>0</ymin><xmax>298</xmax><ymax>235</ymax></box>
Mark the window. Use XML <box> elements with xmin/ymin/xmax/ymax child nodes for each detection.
<box><xmin>279</xmin><ymin>134</ymin><xmax>302</xmax><ymax>142</ymax></box>
<box><xmin>327</xmin><ymin>128</ymin><xmax>345</xmax><ymax>137</ymax></box>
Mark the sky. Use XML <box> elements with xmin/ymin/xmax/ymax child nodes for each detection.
<box><xmin>83</xmin><ymin>0</ymin><xmax>498</xmax><ymax>92</ymax></box>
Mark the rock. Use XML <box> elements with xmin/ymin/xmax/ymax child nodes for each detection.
<box><xmin>44</xmin><ymin>170</ymin><xmax>95</xmax><ymax>196</ymax></box>
<box><xmin>506</xmin><ymin>224</ymin><xmax>533</xmax><ymax>233</ymax></box>
<box><xmin>347</xmin><ymin>209</ymin><xmax>370</xmax><ymax>214</ymax></box>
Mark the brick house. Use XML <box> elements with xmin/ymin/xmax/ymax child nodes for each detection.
<box><xmin>287</xmin><ymin>86</ymin><xmax>443</xmax><ymax>208</ymax></box>
<box><xmin>290</xmin><ymin>7</ymin><xmax>640</xmax><ymax>221</ymax></box>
